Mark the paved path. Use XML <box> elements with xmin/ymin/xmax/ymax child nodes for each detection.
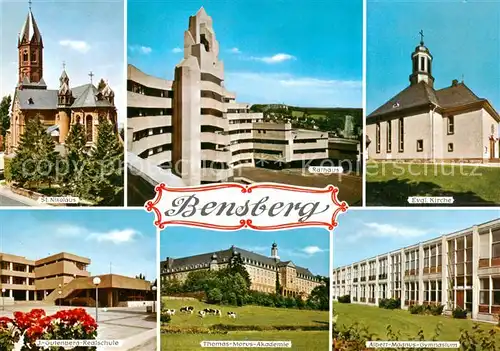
<box><xmin>128</xmin><ymin>337</ymin><xmax>156</xmax><ymax>351</ymax></box>
<box><xmin>0</xmin><ymin>193</ymin><xmax>26</xmax><ymax>206</ymax></box>
<box><xmin>0</xmin><ymin>186</ymin><xmax>43</xmax><ymax>207</ymax></box>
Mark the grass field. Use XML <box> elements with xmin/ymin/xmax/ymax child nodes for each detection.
<box><xmin>162</xmin><ymin>298</ymin><xmax>329</xmax><ymax>350</ymax></box>
<box><xmin>366</xmin><ymin>162</ymin><xmax>500</xmax><ymax>206</ymax></box>
<box><xmin>335</xmin><ymin>303</ymin><xmax>500</xmax><ymax>343</ymax></box>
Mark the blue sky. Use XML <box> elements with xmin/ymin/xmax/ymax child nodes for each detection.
<box><xmin>128</xmin><ymin>0</ymin><xmax>362</xmax><ymax>108</ymax></box>
<box><xmin>0</xmin><ymin>0</ymin><xmax>125</xmax><ymax>123</ymax></box>
<box><xmin>0</xmin><ymin>210</ymin><xmax>156</xmax><ymax>282</ymax></box>
<box><xmin>333</xmin><ymin>209</ymin><xmax>500</xmax><ymax>268</ymax></box>
<box><xmin>160</xmin><ymin>227</ymin><xmax>330</xmax><ymax>277</ymax></box>
<box><xmin>367</xmin><ymin>0</ymin><xmax>500</xmax><ymax>114</ymax></box>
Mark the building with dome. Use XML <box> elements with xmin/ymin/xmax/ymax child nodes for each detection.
<box><xmin>366</xmin><ymin>33</ymin><xmax>500</xmax><ymax>162</ymax></box>
<box><xmin>6</xmin><ymin>5</ymin><xmax>118</xmax><ymax>154</ymax></box>
<box><xmin>160</xmin><ymin>242</ymin><xmax>323</xmax><ymax>298</ymax></box>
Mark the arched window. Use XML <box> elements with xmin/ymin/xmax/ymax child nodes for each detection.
<box><xmin>31</xmin><ymin>51</ymin><xmax>37</xmax><ymax>62</ymax></box>
<box><xmin>86</xmin><ymin>115</ymin><xmax>93</xmax><ymax>142</ymax></box>
<box><xmin>23</xmin><ymin>50</ymin><xmax>28</xmax><ymax>62</ymax></box>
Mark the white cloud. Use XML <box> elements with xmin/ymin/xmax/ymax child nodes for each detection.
<box><xmin>252</xmin><ymin>53</ymin><xmax>295</xmax><ymax>64</ymax></box>
<box><xmin>363</xmin><ymin>222</ymin><xmax>430</xmax><ymax>238</ymax></box>
<box><xmin>59</xmin><ymin>40</ymin><xmax>91</xmax><ymax>53</ymax></box>
<box><xmin>129</xmin><ymin>45</ymin><xmax>152</xmax><ymax>54</ymax></box>
<box><xmin>224</xmin><ymin>71</ymin><xmax>362</xmax><ymax>107</ymax></box>
<box><xmin>302</xmin><ymin>246</ymin><xmax>325</xmax><ymax>255</ymax></box>
<box><xmin>88</xmin><ymin>229</ymin><xmax>141</xmax><ymax>244</ymax></box>
<box><xmin>229</xmin><ymin>47</ymin><xmax>241</xmax><ymax>54</ymax></box>
<box><xmin>54</xmin><ymin>224</ymin><xmax>87</xmax><ymax>237</ymax></box>
<box><xmin>172</xmin><ymin>47</ymin><xmax>183</xmax><ymax>53</ymax></box>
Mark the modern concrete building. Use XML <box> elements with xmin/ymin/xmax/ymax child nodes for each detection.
<box><xmin>161</xmin><ymin>242</ymin><xmax>323</xmax><ymax>298</ymax></box>
<box><xmin>366</xmin><ymin>35</ymin><xmax>500</xmax><ymax>162</ymax></box>
<box><xmin>127</xmin><ymin>8</ymin><xmax>329</xmax><ymax>188</ymax></box>
<box><xmin>0</xmin><ymin>251</ymin><xmax>152</xmax><ymax>307</ymax></box>
<box><xmin>333</xmin><ymin>218</ymin><xmax>500</xmax><ymax>321</ymax></box>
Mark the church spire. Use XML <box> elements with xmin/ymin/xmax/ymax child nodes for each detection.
<box><xmin>18</xmin><ymin>1</ymin><xmax>44</xmax><ymax>86</ymax></box>
<box><xmin>409</xmin><ymin>30</ymin><xmax>434</xmax><ymax>88</ymax></box>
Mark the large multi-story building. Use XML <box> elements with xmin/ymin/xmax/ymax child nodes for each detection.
<box><xmin>333</xmin><ymin>218</ymin><xmax>500</xmax><ymax>322</ymax></box>
<box><xmin>0</xmin><ymin>251</ymin><xmax>152</xmax><ymax>307</ymax></box>
<box><xmin>127</xmin><ymin>7</ymin><xmax>329</xmax><ymax>189</ymax></box>
<box><xmin>161</xmin><ymin>243</ymin><xmax>323</xmax><ymax>298</ymax></box>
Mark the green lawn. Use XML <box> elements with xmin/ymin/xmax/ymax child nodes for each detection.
<box><xmin>366</xmin><ymin>162</ymin><xmax>500</xmax><ymax>206</ymax></box>
<box><xmin>163</xmin><ymin>298</ymin><xmax>329</xmax><ymax>328</ymax></box>
<box><xmin>162</xmin><ymin>331</ymin><xmax>329</xmax><ymax>351</ymax></box>
<box><xmin>162</xmin><ymin>298</ymin><xmax>329</xmax><ymax>350</ymax></box>
<box><xmin>335</xmin><ymin>303</ymin><xmax>500</xmax><ymax>343</ymax></box>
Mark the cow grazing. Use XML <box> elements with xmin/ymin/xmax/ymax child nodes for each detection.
<box><xmin>165</xmin><ymin>309</ymin><xmax>176</xmax><ymax>316</ymax></box>
<box><xmin>227</xmin><ymin>312</ymin><xmax>236</xmax><ymax>318</ymax></box>
<box><xmin>215</xmin><ymin>309</ymin><xmax>221</xmax><ymax>316</ymax></box>
<box><xmin>198</xmin><ymin>310</ymin><xmax>206</xmax><ymax>318</ymax></box>
<box><xmin>180</xmin><ymin>306</ymin><xmax>194</xmax><ymax>314</ymax></box>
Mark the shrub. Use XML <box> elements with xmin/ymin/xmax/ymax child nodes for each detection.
<box><xmin>429</xmin><ymin>304</ymin><xmax>445</xmax><ymax>316</ymax></box>
<box><xmin>379</xmin><ymin>298</ymin><xmax>401</xmax><ymax>309</ymax></box>
<box><xmin>3</xmin><ymin>157</ymin><xmax>11</xmax><ymax>182</ymax></box>
<box><xmin>337</xmin><ymin>295</ymin><xmax>351</xmax><ymax>304</ymax></box>
<box><xmin>160</xmin><ymin>313</ymin><xmax>171</xmax><ymax>324</ymax></box>
<box><xmin>452</xmin><ymin>307</ymin><xmax>468</xmax><ymax>319</ymax></box>
<box><xmin>459</xmin><ymin>324</ymin><xmax>497</xmax><ymax>351</ymax></box>
<box><xmin>409</xmin><ymin>304</ymin><xmax>426</xmax><ymax>315</ymax></box>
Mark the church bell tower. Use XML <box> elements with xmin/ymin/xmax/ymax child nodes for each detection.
<box><xmin>409</xmin><ymin>30</ymin><xmax>434</xmax><ymax>88</ymax></box>
<box><xmin>18</xmin><ymin>2</ymin><xmax>43</xmax><ymax>86</ymax></box>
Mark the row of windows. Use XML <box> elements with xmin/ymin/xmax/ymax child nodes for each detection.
<box><xmin>127</xmin><ymin>80</ymin><xmax>173</xmax><ymax>98</ymax></box>
<box><xmin>138</xmin><ymin>143</ymin><xmax>171</xmax><ymax>159</ymax></box>
<box><xmin>293</xmin><ymin>148</ymin><xmax>325</xmax><ymax>154</ymax></box>
<box><xmin>128</xmin><ymin>107</ymin><xmax>172</xmax><ymax>118</ymax></box>
<box><xmin>233</xmin><ymin>149</ymin><xmax>283</xmax><ymax>156</ymax></box>
<box><xmin>132</xmin><ymin>126</ymin><xmax>172</xmax><ymax>142</ymax></box>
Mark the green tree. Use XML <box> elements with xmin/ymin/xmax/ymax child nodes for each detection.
<box><xmin>207</xmin><ymin>288</ymin><xmax>223</xmax><ymax>304</ymax></box>
<box><xmin>307</xmin><ymin>283</ymin><xmax>330</xmax><ymax>311</ymax></box>
<box><xmin>10</xmin><ymin>116</ymin><xmax>59</xmax><ymax>189</ymax></box>
<box><xmin>275</xmin><ymin>271</ymin><xmax>281</xmax><ymax>295</ymax></box>
<box><xmin>62</xmin><ymin>123</ymin><xmax>91</xmax><ymax>198</ymax></box>
<box><xmin>135</xmin><ymin>273</ymin><xmax>146</xmax><ymax>280</ymax></box>
<box><xmin>0</xmin><ymin>95</ymin><xmax>11</xmax><ymax>149</ymax></box>
<box><xmin>228</xmin><ymin>252</ymin><xmax>251</xmax><ymax>288</ymax></box>
<box><xmin>88</xmin><ymin>117</ymin><xmax>124</xmax><ymax>205</ymax></box>
<box><xmin>183</xmin><ymin>270</ymin><xmax>215</xmax><ymax>292</ymax></box>
<box><xmin>161</xmin><ymin>278</ymin><xmax>182</xmax><ymax>295</ymax></box>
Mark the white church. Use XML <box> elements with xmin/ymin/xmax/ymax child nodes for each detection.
<box><xmin>366</xmin><ymin>34</ymin><xmax>500</xmax><ymax>162</ymax></box>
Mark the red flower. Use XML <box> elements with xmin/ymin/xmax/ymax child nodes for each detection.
<box><xmin>0</xmin><ymin>316</ymin><xmax>13</xmax><ymax>329</ymax></box>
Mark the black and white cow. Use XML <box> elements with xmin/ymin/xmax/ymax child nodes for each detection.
<box><xmin>227</xmin><ymin>311</ymin><xmax>236</xmax><ymax>318</ymax></box>
<box><xmin>165</xmin><ymin>309</ymin><xmax>176</xmax><ymax>316</ymax></box>
<box><xmin>180</xmin><ymin>306</ymin><xmax>194</xmax><ymax>314</ymax></box>
<box><xmin>203</xmin><ymin>308</ymin><xmax>221</xmax><ymax>316</ymax></box>
<box><xmin>198</xmin><ymin>310</ymin><xmax>206</xmax><ymax>318</ymax></box>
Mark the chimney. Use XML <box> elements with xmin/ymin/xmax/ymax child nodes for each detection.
<box><xmin>452</xmin><ymin>79</ymin><xmax>459</xmax><ymax>87</ymax></box>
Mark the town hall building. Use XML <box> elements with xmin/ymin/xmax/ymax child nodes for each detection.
<box><xmin>161</xmin><ymin>242</ymin><xmax>323</xmax><ymax>298</ymax></box>
<box><xmin>366</xmin><ymin>33</ymin><xmax>500</xmax><ymax>162</ymax></box>
<box><xmin>6</xmin><ymin>5</ymin><xmax>117</xmax><ymax>154</ymax></box>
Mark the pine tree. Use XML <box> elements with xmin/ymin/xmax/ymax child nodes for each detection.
<box><xmin>11</xmin><ymin>116</ymin><xmax>59</xmax><ymax>189</ymax></box>
<box><xmin>63</xmin><ymin>123</ymin><xmax>92</xmax><ymax>198</ymax></box>
<box><xmin>0</xmin><ymin>95</ymin><xmax>12</xmax><ymax>149</ymax></box>
<box><xmin>89</xmin><ymin>117</ymin><xmax>124</xmax><ymax>205</ymax></box>
<box><xmin>229</xmin><ymin>252</ymin><xmax>252</xmax><ymax>288</ymax></box>
<box><xmin>275</xmin><ymin>271</ymin><xmax>281</xmax><ymax>295</ymax></box>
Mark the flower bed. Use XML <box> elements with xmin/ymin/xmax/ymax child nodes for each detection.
<box><xmin>0</xmin><ymin>308</ymin><xmax>98</xmax><ymax>350</ymax></box>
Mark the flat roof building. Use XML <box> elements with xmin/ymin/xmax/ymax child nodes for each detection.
<box><xmin>0</xmin><ymin>251</ymin><xmax>152</xmax><ymax>307</ymax></box>
<box><xmin>127</xmin><ymin>8</ymin><xmax>329</xmax><ymax>194</ymax></box>
<box><xmin>333</xmin><ymin>218</ymin><xmax>500</xmax><ymax>322</ymax></box>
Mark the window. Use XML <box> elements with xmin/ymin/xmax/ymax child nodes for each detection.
<box><xmin>413</xmin><ymin>57</ymin><xmax>418</xmax><ymax>72</ymax></box>
<box><xmin>428</xmin><ymin>58</ymin><xmax>432</xmax><ymax>75</ymax></box>
<box><xmin>417</xmin><ymin>139</ymin><xmax>424</xmax><ymax>152</ymax></box>
<box><xmin>420</xmin><ymin>57</ymin><xmax>425</xmax><ymax>71</ymax></box>
<box><xmin>85</xmin><ymin>115</ymin><xmax>93</xmax><ymax>142</ymax></box>
<box><xmin>23</xmin><ymin>50</ymin><xmax>28</xmax><ymax>62</ymax></box>
<box><xmin>493</xmin><ymin>229</ymin><xmax>500</xmax><ymax>258</ymax></box>
<box><xmin>31</xmin><ymin>51</ymin><xmax>37</xmax><ymax>62</ymax></box>
<box><xmin>376</xmin><ymin>123</ymin><xmax>381</xmax><ymax>153</ymax></box>
<box><xmin>387</xmin><ymin>121</ymin><xmax>392</xmax><ymax>152</ymax></box>
<box><xmin>398</xmin><ymin>118</ymin><xmax>404</xmax><ymax>152</ymax></box>
<box><xmin>448</xmin><ymin>116</ymin><xmax>454</xmax><ymax>134</ymax></box>
<box><xmin>448</xmin><ymin>143</ymin><xmax>454</xmax><ymax>152</ymax></box>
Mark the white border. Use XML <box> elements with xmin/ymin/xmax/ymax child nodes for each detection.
<box><xmin>123</xmin><ymin>0</ymin><xmax>129</xmax><ymax>208</ymax></box>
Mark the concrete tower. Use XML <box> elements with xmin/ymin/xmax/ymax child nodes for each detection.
<box><xmin>409</xmin><ymin>30</ymin><xmax>434</xmax><ymax>88</ymax></box>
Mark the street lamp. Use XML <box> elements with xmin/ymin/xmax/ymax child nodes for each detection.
<box><xmin>93</xmin><ymin>277</ymin><xmax>101</xmax><ymax>323</ymax></box>
<box><xmin>152</xmin><ymin>286</ymin><xmax>157</xmax><ymax>313</ymax></box>
<box><xmin>58</xmin><ymin>290</ymin><xmax>62</xmax><ymax>309</ymax></box>
<box><xmin>2</xmin><ymin>288</ymin><xmax>6</xmax><ymax>311</ymax></box>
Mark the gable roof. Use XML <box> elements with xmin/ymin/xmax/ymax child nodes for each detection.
<box><xmin>368</xmin><ymin>81</ymin><xmax>491</xmax><ymax>120</ymax></box>
<box><xmin>71</xmin><ymin>84</ymin><xmax>114</xmax><ymax>108</ymax></box>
